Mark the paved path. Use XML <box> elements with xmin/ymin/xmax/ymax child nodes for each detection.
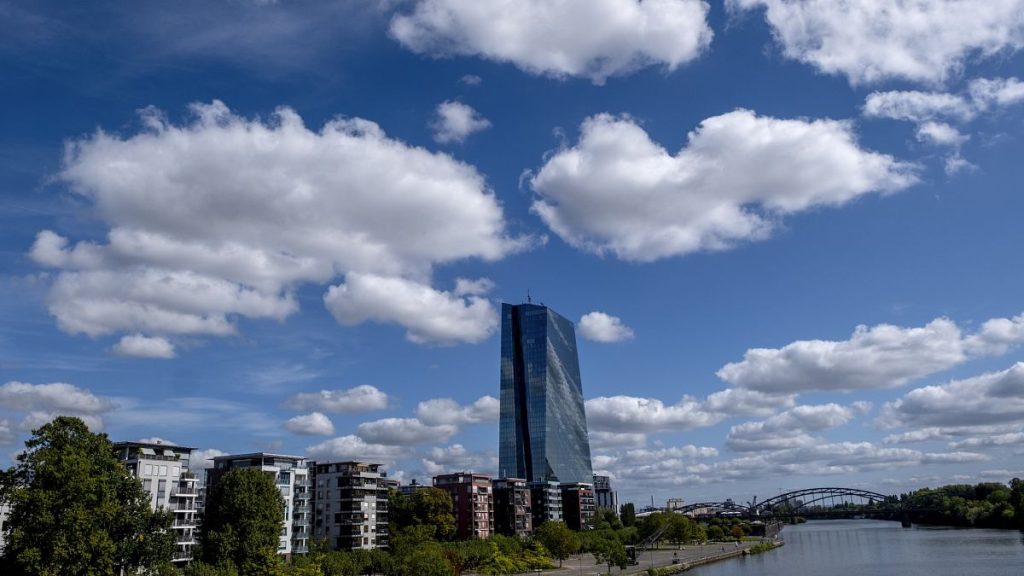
<box><xmin>536</xmin><ymin>540</ymin><xmax>770</xmax><ymax>576</ymax></box>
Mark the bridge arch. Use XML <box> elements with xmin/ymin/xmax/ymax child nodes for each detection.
<box><xmin>753</xmin><ymin>487</ymin><xmax>892</xmax><ymax>516</ymax></box>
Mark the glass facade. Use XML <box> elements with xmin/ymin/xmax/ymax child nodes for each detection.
<box><xmin>499</xmin><ymin>303</ymin><xmax>594</xmax><ymax>484</ymax></box>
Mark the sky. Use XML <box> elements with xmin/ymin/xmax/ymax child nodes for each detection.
<box><xmin>2</xmin><ymin>0</ymin><xmax>1024</xmax><ymax>506</ymax></box>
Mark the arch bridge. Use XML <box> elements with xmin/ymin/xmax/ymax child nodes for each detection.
<box><xmin>678</xmin><ymin>487</ymin><xmax>894</xmax><ymax>519</ymax></box>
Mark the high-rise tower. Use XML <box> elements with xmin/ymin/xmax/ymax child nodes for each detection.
<box><xmin>499</xmin><ymin>303</ymin><xmax>594</xmax><ymax>484</ymax></box>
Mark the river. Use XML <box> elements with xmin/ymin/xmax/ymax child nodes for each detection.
<box><xmin>690</xmin><ymin>519</ymin><xmax>1024</xmax><ymax>576</ymax></box>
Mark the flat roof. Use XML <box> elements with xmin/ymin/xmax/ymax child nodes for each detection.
<box><xmin>113</xmin><ymin>440</ymin><xmax>195</xmax><ymax>451</ymax></box>
<box><xmin>211</xmin><ymin>452</ymin><xmax>305</xmax><ymax>462</ymax></box>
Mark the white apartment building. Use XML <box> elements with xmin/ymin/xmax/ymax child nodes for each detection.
<box><xmin>208</xmin><ymin>453</ymin><xmax>311</xmax><ymax>555</ymax></box>
<box><xmin>311</xmin><ymin>461</ymin><xmax>389</xmax><ymax>550</ymax></box>
<box><xmin>113</xmin><ymin>441</ymin><xmax>199</xmax><ymax>563</ymax></box>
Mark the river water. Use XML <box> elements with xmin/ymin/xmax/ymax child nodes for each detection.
<box><xmin>690</xmin><ymin>519</ymin><xmax>1024</xmax><ymax>576</ymax></box>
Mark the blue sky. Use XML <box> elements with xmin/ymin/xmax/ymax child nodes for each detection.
<box><xmin>3</xmin><ymin>0</ymin><xmax>1024</xmax><ymax>505</ymax></box>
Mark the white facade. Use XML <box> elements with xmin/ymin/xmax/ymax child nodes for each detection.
<box><xmin>209</xmin><ymin>453</ymin><xmax>311</xmax><ymax>555</ymax></box>
<box><xmin>113</xmin><ymin>441</ymin><xmax>199</xmax><ymax>563</ymax></box>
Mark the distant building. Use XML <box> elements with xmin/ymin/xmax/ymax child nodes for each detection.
<box><xmin>381</xmin><ymin>477</ymin><xmax>400</xmax><ymax>492</ymax></box>
<box><xmin>560</xmin><ymin>482</ymin><xmax>596</xmax><ymax>531</ymax></box>
<box><xmin>208</xmin><ymin>453</ymin><xmax>311</xmax><ymax>555</ymax></box>
<box><xmin>310</xmin><ymin>461</ymin><xmax>389</xmax><ymax>550</ymax></box>
<box><xmin>113</xmin><ymin>441</ymin><xmax>199</xmax><ymax>564</ymax></box>
<box><xmin>529</xmin><ymin>480</ymin><xmax>564</xmax><ymax>528</ymax></box>
<box><xmin>492</xmin><ymin>477</ymin><xmax>532</xmax><ymax>536</ymax></box>
<box><xmin>666</xmin><ymin>498</ymin><xmax>685</xmax><ymax>511</ymax></box>
<box><xmin>593</xmin><ymin>475</ymin><xmax>618</xmax><ymax>512</ymax></box>
<box><xmin>400</xmin><ymin>478</ymin><xmax>429</xmax><ymax>496</ymax></box>
<box><xmin>433</xmin><ymin>472</ymin><xmax>494</xmax><ymax>540</ymax></box>
<box><xmin>499</xmin><ymin>303</ymin><xmax>594</xmax><ymax>485</ymax></box>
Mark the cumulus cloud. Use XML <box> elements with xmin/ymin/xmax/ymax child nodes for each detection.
<box><xmin>729</xmin><ymin>0</ymin><xmax>1024</xmax><ymax>85</ymax></box>
<box><xmin>578</xmin><ymin>311</ymin><xmax>635</xmax><ymax>343</ymax></box>
<box><xmin>356</xmin><ymin>417</ymin><xmax>457</xmax><ymax>446</ymax></box>
<box><xmin>188</xmin><ymin>448</ymin><xmax>227</xmax><ymax>471</ymax></box>
<box><xmin>112</xmin><ymin>334</ymin><xmax>176</xmax><ymax>359</ymax></box>
<box><xmin>460</xmin><ymin>74</ymin><xmax>482</xmax><ymax>86</ymax></box>
<box><xmin>284</xmin><ymin>412</ymin><xmax>335</xmax><ymax>436</ymax></box>
<box><xmin>306</xmin><ymin>434</ymin><xmax>408</xmax><ymax>464</ymax></box>
<box><xmin>390</xmin><ymin>0</ymin><xmax>713</xmax><ymax>83</ymax></box>
<box><xmin>416</xmin><ymin>396</ymin><xmax>499</xmax><ymax>426</ymax></box>
<box><xmin>880</xmin><ymin>362</ymin><xmax>1024</xmax><ymax>429</ymax></box>
<box><xmin>726</xmin><ymin>404</ymin><xmax>860</xmax><ymax>452</ymax></box>
<box><xmin>0</xmin><ymin>381</ymin><xmax>113</xmax><ymax>415</ymax></box>
<box><xmin>531</xmin><ymin>110</ymin><xmax>916</xmax><ymax>261</ymax></box>
<box><xmin>589</xmin><ymin>431</ymin><xmax>647</xmax><ymax>450</ymax></box>
<box><xmin>949</xmin><ymin>432</ymin><xmax>1024</xmax><ymax>450</ymax></box>
<box><xmin>324</xmin><ymin>274</ymin><xmax>498</xmax><ymax>345</ymax></box>
<box><xmin>283</xmin><ymin>384</ymin><xmax>390</xmax><ymax>414</ymax></box>
<box><xmin>717</xmin><ymin>313</ymin><xmax>1024</xmax><ymax>394</ymax></box>
<box><xmin>586</xmin><ymin>388</ymin><xmax>793</xmax><ymax>434</ymax></box>
<box><xmin>35</xmin><ymin>101</ymin><xmax>524</xmax><ymax>350</ymax></box>
<box><xmin>421</xmin><ymin>444</ymin><xmax>496</xmax><ymax>476</ymax></box>
<box><xmin>137</xmin><ymin>436</ymin><xmax>176</xmax><ymax>445</ymax></box>
<box><xmin>863</xmin><ymin>77</ymin><xmax>1024</xmax><ymax>167</ymax></box>
<box><xmin>431</xmin><ymin>101</ymin><xmax>491</xmax><ymax>144</ymax></box>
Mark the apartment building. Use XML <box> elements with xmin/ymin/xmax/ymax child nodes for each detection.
<box><xmin>433</xmin><ymin>472</ymin><xmax>495</xmax><ymax>540</ymax></box>
<box><xmin>113</xmin><ymin>441</ymin><xmax>199</xmax><ymax>563</ymax></box>
<box><xmin>560</xmin><ymin>482</ymin><xmax>596</xmax><ymax>531</ymax></box>
<box><xmin>208</xmin><ymin>453</ymin><xmax>311</xmax><ymax>556</ymax></box>
<box><xmin>492</xmin><ymin>477</ymin><xmax>532</xmax><ymax>536</ymax></box>
<box><xmin>529</xmin><ymin>480</ymin><xmax>563</xmax><ymax>528</ymax></box>
<box><xmin>310</xmin><ymin>461</ymin><xmax>389</xmax><ymax>550</ymax></box>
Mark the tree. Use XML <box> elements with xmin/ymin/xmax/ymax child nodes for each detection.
<box><xmin>590</xmin><ymin>533</ymin><xmax>628</xmax><ymax>575</ymax></box>
<box><xmin>0</xmin><ymin>416</ymin><xmax>175</xmax><ymax>575</ymax></box>
<box><xmin>707</xmin><ymin>525</ymin><xmax>725</xmax><ymax>541</ymax></box>
<box><xmin>390</xmin><ymin>487</ymin><xmax>456</xmax><ymax>541</ymax></box>
<box><xmin>730</xmin><ymin>525</ymin><xmax>745</xmax><ymax>541</ymax></box>
<box><xmin>665</xmin><ymin>514</ymin><xmax>693</xmax><ymax>548</ymax></box>
<box><xmin>620</xmin><ymin>502</ymin><xmax>636</xmax><ymax>527</ymax></box>
<box><xmin>534</xmin><ymin>521</ymin><xmax>579</xmax><ymax>567</ymax></box>
<box><xmin>200</xmin><ymin>467</ymin><xmax>285</xmax><ymax>574</ymax></box>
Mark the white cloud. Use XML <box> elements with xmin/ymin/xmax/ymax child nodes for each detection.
<box><xmin>283</xmin><ymin>384</ymin><xmax>390</xmax><ymax>414</ymax></box>
<box><xmin>112</xmin><ymin>334</ymin><xmax>176</xmax><ymax>359</ymax></box>
<box><xmin>880</xmin><ymin>362</ymin><xmax>1024</xmax><ymax>428</ymax></box>
<box><xmin>36</xmin><ymin>101</ymin><xmax>524</xmax><ymax>349</ymax></box>
<box><xmin>415</xmin><ymin>395</ymin><xmax>499</xmax><ymax>426</ymax></box>
<box><xmin>390</xmin><ymin>0</ymin><xmax>713</xmax><ymax>84</ymax></box>
<box><xmin>306</xmin><ymin>434</ymin><xmax>408</xmax><ymax>464</ymax></box>
<box><xmin>883</xmin><ymin>428</ymin><xmax>950</xmax><ymax>444</ymax></box>
<box><xmin>718</xmin><ymin>318</ymin><xmax>987</xmax><ymax>393</ymax></box>
<box><xmin>356</xmin><ymin>417</ymin><xmax>457</xmax><ymax>446</ymax></box>
<box><xmin>586</xmin><ymin>395</ymin><xmax>718</xmax><ymax>433</ymax></box>
<box><xmin>284</xmin><ymin>412</ymin><xmax>335</xmax><ymax>436</ymax></box>
<box><xmin>431</xmin><ymin>101</ymin><xmax>491</xmax><ymax>144</ymax></box>
<box><xmin>531</xmin><ymin>110</ymin><xmax>916</xmax><ymax>261</ymax></box>
<box><xmin>578</xmin><ymin>311</ymin><xmax>635</xmax><ymax>343</ymax></box>
<box><xmin>0</xmin><ymin>419</ymin><xmax>15</xmax><ymax>446</ymax></box>
<box><xmin>586</xmin><ymin>387</ymin><xmax>796</xmax><ymax>434</ymax></box>
<box><xmin>188</xmin><ymin>448</ymin><xmax>227</xmax><ymax>471</ymax></box>
<box><xmin>968</xmin><ymin>77</ymin><xmax>1024</xmax><ymax>108</ymax></box>
<box><xmin>916</xmin><ymin>122</ymin><xmax>969</xmax><ymax>147</ymax></box>
<box><xmin>863</xmin><ymin>90</ymin><xmax>974</xmax><ymax>123</ymax></box>
<box><xmin>460</xmin><ymin>74</ymin><xmax>482</xmax><ymax>86</ymax></box>
<box><xmin>729</xmin><ymin>0</ymin><xmax>1024</xmax><ymax>85</ymax></box>
<box><xmin>137</xmin><ymin>436</ymin><xmax>176</xmax><ymax>445</ymax></box>
<box><xmin>19</xmin><ymin>411</ymin><xmax>105</xmax><ymax>432</ymax></box>
<box><xmin>421</xmin><ymin>444</ymin><xmax>496</xmax><ymax>476</ymax></box>
<box><xmin>0</xmin><ymin>381</ymin><xmax>113</xmax><ymax>414</ymax></box>
<box><xmin>453</xmin><ymin>277</ymin><xmax>494</xmax><ymax>297</ymax></box>
<box><xmin>726</xmin><ymin>403</ymin><xmax>859</xmax><ymax>452</ymax></box>
<box><xmin>589</xmin><ymin>431</ymin><xmax>647</xmax><ymax>449</ymax></box>
<box><xmin>949</xmin><ymin>432</ymin><xmax>1024</xmax><ymax>450</ymax></box>
<box><xmin>324</xmin><ymin>273</ymin><xmax>498</xmax><ymax>345</ymax></box>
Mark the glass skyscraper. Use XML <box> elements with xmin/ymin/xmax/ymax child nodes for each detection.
<box><xmin>499</xmin><ymin>303</ymin><xmax>594</xmax><ymax>484</ymax></box>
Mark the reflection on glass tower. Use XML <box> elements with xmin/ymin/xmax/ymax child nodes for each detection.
<box><xmin>499</xmin><ymin>302</ymin><xmax>594</xmax><ymax>484</ymax></box>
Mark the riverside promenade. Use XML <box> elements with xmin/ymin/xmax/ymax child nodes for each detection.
<box><xmin>539</xmin><ymin>540</ymin><xmax>778</xmax><ymax>576</ymax></box>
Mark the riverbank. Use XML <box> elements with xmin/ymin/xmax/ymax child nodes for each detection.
<box><xmin>532</xmin><ymin>540</ymin><xmax>780</xmax><ymax>576</ymax></box>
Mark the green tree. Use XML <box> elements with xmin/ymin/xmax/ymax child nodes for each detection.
<box><xmin>706</xmin><ymin>525</ymin><xmax>725</xmax><ymax>541</ymax></box>
<box><xmin>620</xmin><ymin>502</ymin><xmax>636</xmax><ymax>527</ymax></box>
<box><xmin>534</xmin><ymin>521</ymin><xmax>579</xmax><ymax>567</ymax></box>
<box><xmin>0</xmin><ymin>416</ymin><xmax>175</xmax><ymax>575</ymax></box>
<box><xmin>665</xmin><ymin>514</ymin><xmax>693</xmax><ymax>548</ymax></box>
<box><xmin>730</xmin><ymin>525</ymin><xmax>745</xmax><ymax>541</ymax></box>
<box><xmin>590</xmin><ymin>533</ymin><xmax>628</xmax><ymax>575</ymax></box>
<box><xmin>389</xmin><ymin>487</ymin><xmax>456</xmax><ymax>541</ymax></box>
<box><xmin>200</xmin><ymin>467</ymin><xmax>285</xmax><ymax>574</ymax></box>
<box><xmin>637</xmin><ymin>512</ymin><xmax>668</xmax><ymax>547</ymax></box>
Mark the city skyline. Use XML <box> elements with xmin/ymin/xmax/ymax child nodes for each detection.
<box><xmin>2</xmin><ymin>1</ymin><xmax>1024</xmax><ymax>505</ymax></box>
